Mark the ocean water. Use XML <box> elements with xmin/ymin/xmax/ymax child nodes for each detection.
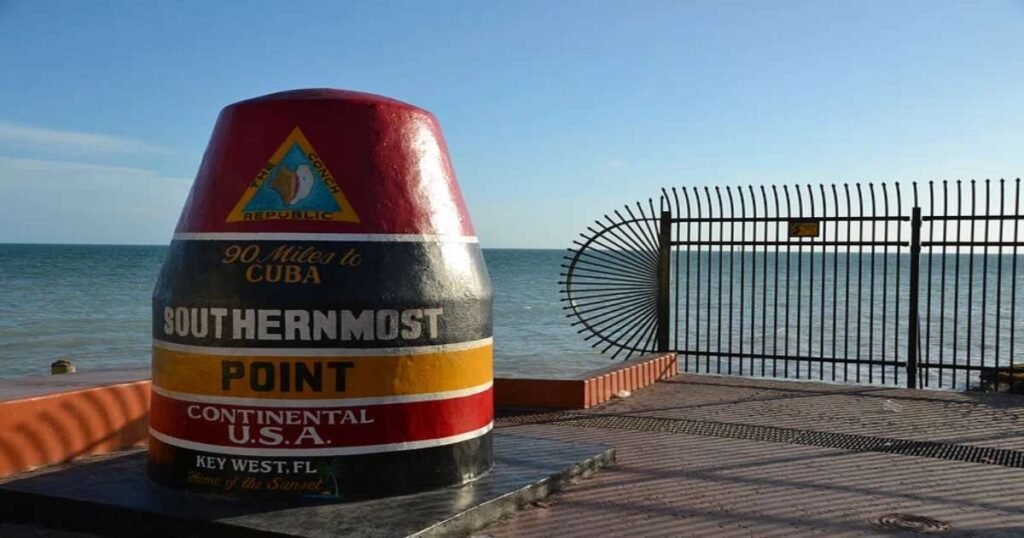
<box><xmin>0</xmin><ymin>245</ymin><xmax>607</xmax><ymax>380</ymax></box>
<box><xmin>4</xmin><ymin>244</ymin><xmax>1021</xmax><ymax>389</ymax></box>
<box><xmin>663</xmin><ymin>251</ymin><xmax>1024</xmax><ymax>390</ymax></box>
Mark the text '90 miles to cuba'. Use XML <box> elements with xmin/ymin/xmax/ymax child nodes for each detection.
<box><xmin>221</xmin><ymin>243</ymin><xmax>361</xmax><ymax>285</ymax></box>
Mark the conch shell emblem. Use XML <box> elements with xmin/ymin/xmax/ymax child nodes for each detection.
<box><xmin>269</xmin><ymin>164</ymin><xmax>315</xmax><ymax>206</ymax></box>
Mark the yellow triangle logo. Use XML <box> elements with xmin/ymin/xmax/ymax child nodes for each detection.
<box><xmin>226</xmin><ymin>127</ymin><xmax>360</xmax><ymax>223</ymax></box>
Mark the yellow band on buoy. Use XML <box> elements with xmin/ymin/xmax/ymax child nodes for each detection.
<box><xmin>151</xmin><ymin>341</ymin><xmax>492</xmax><ymax>401</ymax></box>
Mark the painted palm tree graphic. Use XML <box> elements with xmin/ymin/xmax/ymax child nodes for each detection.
<box><xmin>314</xmin><ymin>460</ymin><xmax>345</xmax><ymax>497</ymax></box>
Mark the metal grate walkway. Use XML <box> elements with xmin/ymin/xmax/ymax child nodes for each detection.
<box><xmin>499</xmin><ymin>411</ymin><xmax>1024</xmax><ymax>469</ymax></box>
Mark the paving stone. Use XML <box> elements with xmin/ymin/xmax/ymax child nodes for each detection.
<box><xmin>486</xmin><ymin>374</ymin><xmax>1024</xmax><ymax>537</ymax></box>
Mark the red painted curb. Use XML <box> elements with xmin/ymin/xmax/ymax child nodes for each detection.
<box><xmin>494</xmin><ymin>353</ymin><xmax>678</xmax><ymax>410</ymax></box>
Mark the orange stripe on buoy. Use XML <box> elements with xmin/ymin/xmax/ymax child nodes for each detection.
<box><xmin>152</xmin><ymin>343</ymin><xmax>492</xmax><ymax>399</ymax></box>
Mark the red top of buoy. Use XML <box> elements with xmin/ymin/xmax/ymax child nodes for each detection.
<box><xmin>174</xmin><ymin>89</ymin><xmax>475</xmax><ymax>236</ymax></box>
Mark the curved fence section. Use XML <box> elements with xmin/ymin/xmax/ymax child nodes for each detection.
<box><xmin>559</xmin><ymin>199</ymin><xmax>665</xmax><ymax>359</ymax></box>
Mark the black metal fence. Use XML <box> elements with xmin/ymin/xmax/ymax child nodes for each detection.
<box><xmin>561</xmin><ymin>180</ymin><xmax>1024</xmax><ymax>391</ymax></box>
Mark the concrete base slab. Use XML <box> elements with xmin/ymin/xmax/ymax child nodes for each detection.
<box><xmin>0</xmin><ymin>433</ymin><xmax>613</xmax><ymax>538</ymax></box>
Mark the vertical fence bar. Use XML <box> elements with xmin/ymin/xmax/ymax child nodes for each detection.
<box><xmin>657</xmin><ymin>210</ymin><xmax>672</xmax><ymax>352</ymax></box>
<box><xmin>796</xmin><ymin>189</ymin><xmax>805</xmax><ymax>378</ymax></box>
<box><xmin>806</xmin><ymin>186</ymin><xmax>815</xmax><ymax>378</ymax></box>
<box><xmin>980</xmin><ymin>181</ymin><xmax>989</xmax><ymax>376</ymax></box>
<box><xmin>704</xmin><ymin>188</ymin><xmax>714</xmax><ymax>372</ymax></box>
<box><xmin>738</xmin><ymin>189</ymin><xmax>746</xmax><ymax>376</ymax></box>
<box><xmin>752</xmin><ymin>186</ymin><xmax>761</xmax><ymax>376</ymax></box>
<box><xmin>966</xmin><ymin>181</ymin><xmax>976</xmax><ymax>384</ymax></box>
<box><xmin>761</xmin><ymin>186</ymin><xmax>770</xmax><ymax>375</ymax></box>
<box><xmin>683</xmin><ymin>190</ymin><xmax>693</xmax><ymax>371</ymax></box>
<box><xmin>856</xmin><ymin>184</ymin><xmax>865</xmax><ymax>383</ymax></box>
<box><xmin>938</xmin><ymin>182</ymin><xmax>949</xmax><ymax>388</ymax></box>
<box><xmin>907</xmin><ymin>206</ymin><xmax>922</xmax><ymax>388</ymax></box>
<box><xmin>1011</xmin><ymin>179</ymin><xmax>1020</xmax><ymax>379</ymax></box>
<box><xmin>715</xmin><ymin>188</ymin><xmax>725</xmax><ymax>373</ymax></box>
<box><xmin>952</xmin><ymin>182</ymin><xmax>963</xmax><ymax>388</ymax></box>
<box><xmin>693</xmin><ymin>189</ymin><xmax>702</xmax><ymax>372</ymax></box>
<box><xmin>819</xmin><ymin>184</ymin><xmax>828</xmax><ymax>380</ymax></box>
<box><xmin>783</xmin><ymin>187</ymin><xmax>793</xmax><ymax>378</ymax></box>
<box><xmin>726</xmin><ymin>188</ymin><xmax>736</xmax><ymax>375</ymax></box>
<box><xmin>843</xmin><ymin>184</ymin><xmax>852</xmax><ymax>383</ymax></box>
<box><xmin>831</xmin><ymin>185</ymin><xmax>840</xmax><ymax>381</ymax></box>
<box><xmin>925</xmin><ymin>182</ymin><xmax>936</xmax><ymax>387</ymax></box>
<box><xmin>881</xmin><ymin>184</ymin><xmax>890</xmax><ymax>384</ymax></box>
<box><xmin>770</xmin><ymin>186</ymin><xmax>778</xmax><ymax>375</ymax></box>
<box><xmin>894</xmin><ymin>184</ymin><xmax>903</xmax><ymax>385</ymax></box>
<box><xmin>868</xmin><ymin>184</ymin><xmax>877</xmax><ymax>383</ymax></box>
<box><xmin>995</xmin><ymin>180</ymin><xmax>1004</xmax><ymax>380</ymax></box>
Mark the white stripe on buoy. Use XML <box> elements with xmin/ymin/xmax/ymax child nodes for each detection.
<box><xmin>172</xmin><ymin>232</ymin><xmax>479</xmax><ymax>243</ymax></box>
<box><xmin>149</xmin><ymin>422</ymin><xmax>493</xmax><ymax>456</ymax></box>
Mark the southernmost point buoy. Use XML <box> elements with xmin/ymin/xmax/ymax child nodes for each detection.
<box><xmin>149</xmin><ymin>89</ymin><xmax>493</xmax><ymax>498</ymax></box>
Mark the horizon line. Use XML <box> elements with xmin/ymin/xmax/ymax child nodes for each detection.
<box><xmin>0</xmin><ymin>241</ymin><xmax>565</xmax><ymax>250</ymax></box>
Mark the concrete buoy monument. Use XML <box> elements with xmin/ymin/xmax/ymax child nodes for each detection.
<box><xmin>149</xmin><ymin>89</ymin><xmax>494</xmax><ymax>498</ymax></box>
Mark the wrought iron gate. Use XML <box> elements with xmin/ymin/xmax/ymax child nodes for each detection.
<box><xmin>561</xmin><ymin>180</ymin><xmax>1024</xmax><ymax>390</ymax></box>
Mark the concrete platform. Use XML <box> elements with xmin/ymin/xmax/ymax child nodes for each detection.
<box><xmin>0</xmin><ymin>433</ymin><xmax>613</xmax><ymax>538</ymax></box>
<box><xmin>486</xmin><ymin>374</ymin><xmax>1024</xmax><ymax>537</ymax></box>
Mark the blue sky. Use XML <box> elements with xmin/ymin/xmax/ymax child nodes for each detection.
<box><xmin>0</xmin><ymin>0</ymin><xmax>1022</xmax><ymax>247</ymax></box>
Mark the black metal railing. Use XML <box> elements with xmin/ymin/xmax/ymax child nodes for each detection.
<box><xmin>918</xmin><ymin>179</ymin><xmax>1024</xmax><ymax>390</ymax></box>
<box><xmin>561</xmin><ymin>180</ymin><xmax>1024</xmax><ymax>391</ymax></box>
<box><xmin>560</xmin><ymin>200</ymin><xmax>664</xmax><ymax>359</ymax></box>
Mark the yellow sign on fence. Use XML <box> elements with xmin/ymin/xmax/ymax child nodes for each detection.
<box><xmin>788</xmin><ymin>219</ymin><xmax>820</xmax><ymax>238</ymax></box>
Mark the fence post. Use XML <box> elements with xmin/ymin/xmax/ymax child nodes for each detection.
<box><xmin>656</xmin><ymin>210</ymin><xmax>672</xmax><ymax>352</ymax></box>
<box><xmin>906</xmin><ymin>206</ymin><xmax>923</xmax><ymax>388</ymax></box>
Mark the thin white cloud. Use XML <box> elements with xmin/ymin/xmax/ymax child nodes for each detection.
<box><xmin>0</xmin><ymin>156</ymin><xmax>191</xmax><ymax>244</ymax></box>
<box><xmin>0</xmin><ymin>155</ymin><xmax>160</xmax><ymax>176</ymax></box>
<box><xmin>0</xmin><ymin>122</ymin><xmax>170</xmax><ymax>155</ymax></box>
